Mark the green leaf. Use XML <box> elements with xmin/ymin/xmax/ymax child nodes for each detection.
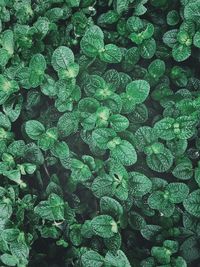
<box><xmin>167</xmin><ymin>10</ymin><xmax>180</xmax><ymax>26</ymax></box>
<box><xmin>134</xmin><ymin>4</ymin><xmax>147</xmax><ymax>16</ymax></box>
<box><xmin>114</xmin><ymin>179</ymin><xmax>129</xmax><ymax>201</ymax></box>
<box><xmin>0</xmin><ymin>200</ymin><xmax>13</xmax><ymax>219</ymax></box>
<box><xmin>51</xmin><ymin>141</ymin><xmax>69</xmax><ymax>159</ymax></box>
<box><xmin>58</xmin><ymin>62</ymin><xmax>79</xmax><ymax>79</ymax></box>
<box><xmin>151</xmin><ymin>246</ymin><xmax>171</xmax><ymax>264</ymax></box>
<box><xmin>66</xmin><ymin>0</ymin><xmax>80</xmax><ymax>7</ymax></box>
<box><xmin>129</xmin><ymin>172</ymin><xmax>152</xmax><ymax>197</ymax></box>
<box><xmin>51</xmin><ymin>46</ymin><xmax>74</xmax><ymax>72</ymax></box>
<box><xmin>126</xmin><ymin>80</ymin><xmax>150</xmax><ymax>104</ymax></box>
<box><xmin>7</xmin><ymin>140</ymin><xmax>25</xmax><ymax>157</ymax></box>
<box><xmin>95</xmin><ymin>107</ymin><xmax>110</xmax><ymax>128</ymax></box>
<box><xmin>128</xmin><ymin>104</ymin><xmax>148</xmax><ymax>124</ymax></box>
<box><xmin>172</xmin><ymin>44</ymin><xmax>191</xmax><ymax>62</ymax></box>
<box><xmin>83</xmin><ymin>75</ymin><xmax>106</xmax><ymax>97</ymax></box>
<box><xmin>115</xmin><ymin>0</ymin><xmax>129</xmax><ymax>14</ymax></box>
<box><xmin>154</xmin><ymin>116</ymin><xmax>197</xmax><ymax>140</ymax></box>
<box><xmin>148</xmin><ymin>59</ymin><xmax>165</xmax><ymax>79</ymax></box>
<box><xmin>1</xmin><ymin>229</ymin><xmax>20</xmax><ymax>243</ymax></box>
<box><xmin>146</xmin><ymin>145</ymin><xmax>174</xmax><ymax>172</ymax></box>
<box><xmin>183</xmin><ymin>189</ymin><xmax>200</xmax><ymax>218</ymax></box>
<box><xmin>91</xmin><ymin>175</ymin><xmax>115</xmax><ymax>198</ymax></box>
<box><xmin>0</xmin><ymin>75</ymin><xmax>19</xmax><ymax>105</ymax></box>
<box><xmin>166</xmin><ymin>139</ymin><xmax>187</xmax><ymax>157</ymax></box>
<box><xmin>56</xmin><ymin>78</ymin><xmax>76</xmax><ymax>100</ymax></box>
<box><xmin>81</xmin><ymin>251</ymin><xmax>104</xmax><ymax>267</ymax></box>
<box><xmin>140</xmin><ymin>38</ymin><xmax>156</xmax><ymax>59</ymax></box>
<box><xmin>163</xmin><ymin>29</ymin><xmax>178</xmax><ymax>48</ymax></box>
<box><xmin>140</xmin><ymin>257</ymin><xmax>155</xmax><ymax>267</ymax></box>
<box><xmin>154</xmin><ymin>117</ymin><xmax>175</xmax><ymax>140</ymax></box>
<box><xmin>163</xmin><ymin>240</ymin><xmax>179</xmax><ymax>253</ymax></box>
<box><xmin>176</xmin><ymin>116</ymin><xmax>197</xmax><ymax>139</ymax></box>
<box><xmin>92</xmin><ymin>128</ymin><xmax>116</xmax><ymax>150</ymax></box>
<box><xmin>140</xmin><ymin>24</ymin><xmax>154</xmax><ymax>40</ymax></box>
<box><xmin>3</xmin><ymin>94</ymin><xmax>23</xmax><ymax>122</ymax></box>
<box><xmin>193</xmin><ymin>31</ymin><xmax>200</xmax><ymax>48</ymax></box>
<box><xmin>0</xmin><ymin>48</ymin><xmax>10</xmax><ymax>67</ymax></box>
<box><xmin>180</xmin><ymin>236</ymin><xmax>200</xmax><ymax>262</ymax></box>
<box><xmin>10</xmin><ymin>240</ymin><xmax>29</xmax><ymax>262</ymax></box>
<box><xmin>71</xmin><ymin>159</ymin><xmax>92</xmax><ymax>182</ymax></box>
<box><xmin>110</xmin><ymin>139</ymin><xmax>137</xmax><ymax>166</ymax></box>
<box><xmin>109</xmin><ymin>114</ymin><xmax>129</xmax><ymax>132</ymax></box>
<box><xmin>79</xmin><ymin>98</ymin><xmax>100</xmax><ymax>116</ymax></box>
<box><xmin>105</xmin><ymin>250</ymin><xmax>131</xmax><ymax>267</ymax></box>
<box><xmin>98</xmin><ymin>10</ymin><xmax>119</xmax><ymax>25</ymax></box>
<box><xmin>103</xmin><ymin>69</ymin><xmax>120</xmax><ymax>87</ymax></box>
<box><xmin>100</xmin><ymin>196</ymin><xmax>123</xmax><ymax>219</ymax></box>
<box><xmin>2</xmin><ymin>30</ymin><xmax>14</xmax><ymax>56</ymax></box>
<box><xmin>184</xmin><ymin>1</ymin><xmax>200</xmax><ymax>21</ymax></box>
<box><xmin>25</xmin><ymin>120</ymin><xmax>45</xmax><ymax>140</ymax></box>
<box><xmin>148</xmin><ymin>191</ymin><xmax>175</xmax><ymax>217</ymax></box>
<box><xmin>0</xmin><ymin>112</ymin><xmax>11</xmax><ymax>130</ymax></box>
<box><xmin>38</xmin><ymin>129</ymin><xmax>57</xmax><ymax>151</ymax></box>
<box><xmin>141</xmin><ymin>224</ymin><xmax>162</xmax><ymax>241</ymax></box>
<box><xmin>99</xmin><ymin>44</ymin><xmax>122</xmax><ymax>63</ymax></box>
<box><xmin>129</xmin><ymin>33</ymin><xmax>143</xmax><ymax>45</ymax></box>
<box><xmin>128</xmin><ymin>211</ymin><xmax>146</xmax><ymax>230</ymax></box>
<box><xmin>4</xmin><ymin>169</ymin><xmax>22</xmax><ymax>185</ymax></box>
<box><xmin>127</xmin><ymin>16</ymin><xmax>143</xmax><ymax>32</ymax></box>
<box><xmin>81</xmin><ymin>220</ymin><xmax>94</xmax><ymax>239</ymax></box>
<box><xmin>36</xmin><ymin>136</ymin><xmax>51</xmax><ymax>153</ymax></box>
<box><xmin>123</xmin><ymin>47</ymin><xmax>140</xmax><ymax>72</ymax></box>
<box><xmin>22</xmin><ymin>163</ymin><xmax>36</xmax><ymax>174</ymax></box>
<box><xmin>34</xmin><ymin>17</ymin><xmax>49</xmax><ymax>38</ymax></box>
<box><xmin>80</xmin><ymin>26</ymin><xmax>104</xmax><ymax>58</ymax></box>
<box><xmin>134</xmin><ymin>126</ymin><xmax>157</xmax><ymax>152</ymax></box>
<box><xmin>172</xmin><ymin>161</ymin><xmax>193</xmax><ymax>180</ymax></box>
<box><xmin>41</xmin><ymin>76</ymin><xmax>56</xmax><ymax>96</ymax></box>
<box><xmin>69</xmin><ymin>224</ymin><xmax>82</xmax><ymax>246</ymax></box>
<box><xmin>29</xmin><ymin>54</ymin><xmax>46</xmax><ymax>88</ymax></box>
<box><xmin>34</xmin><ymin>193</ymin><xmax>65</xmax><ymax>221</ymax></box>
<box><xmin>91</xmin><ymin>215</ymin><xmax>118</xmax><ymax>238</ymax></box>
<box><xmin>104</xmin><ymin>93</ymin><xmax>122</xmax><ymax>113</ymax></box>
<box><xmin>0</xmin><ymin>254</ymin><xmax>18</xmax><ymax>266</ymax></box>
<box><xmin>195</xmin><ymin>163</ymin><xmax>200</xmax><ymax>187</ymax></box>
<box><xmin>57</xmin><ymin>112</ymin><xmax>79</xmax><ymax>138</ymax></box>
<box><xmin>104</xmin><ymin>233</ymin><xmax>122</xmax><ymax>252</ymax></box>
<box><xmin>39</xmin><ymin>225</ymin><xmax>60</xmax><ymax>239</ymax></box>
<box><xmin>172</xmin><ymin>257</ymin><xmax>187</xmax><ymax>267</ymax></box>
<box><xmin>166</xmin><ymin>182</ymin><xmax>189</xmax><ymax>203</ymax></box>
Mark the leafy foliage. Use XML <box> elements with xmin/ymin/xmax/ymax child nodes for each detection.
<box><xmin>0</xmin><ymin>0</ymin><xmax>200</xmax><ymax>266</ymax></box>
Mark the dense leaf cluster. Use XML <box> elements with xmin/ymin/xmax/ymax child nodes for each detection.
<box><xmin>0</xmin><ymin>0</ymin><xmax>200</xmax><ymax>266</ymax></box>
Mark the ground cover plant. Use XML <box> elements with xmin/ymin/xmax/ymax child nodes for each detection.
<box><xmin>1</xmin><ymin>0</ymin><xmax>200</xmax><ymax>266</ymax></box>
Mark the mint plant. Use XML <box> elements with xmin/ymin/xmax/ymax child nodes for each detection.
<box><xmin>0</xmin><ymin>0</ymin><xmax>200</xmax><ymax>266</ymax></box>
